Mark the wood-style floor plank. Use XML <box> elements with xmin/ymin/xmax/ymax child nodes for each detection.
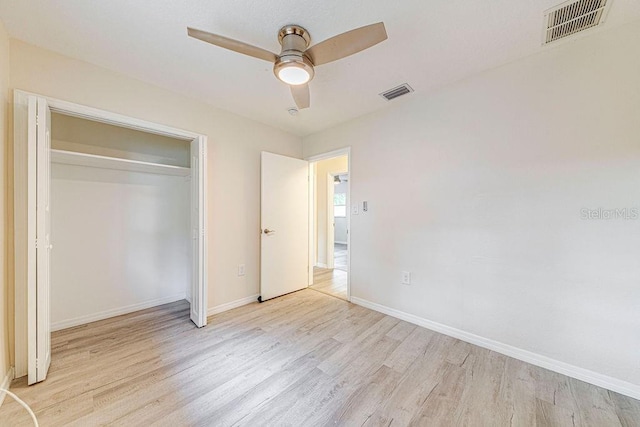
<box><xmin>1</xmin><ymin>289</ymin><xmax>638</xmax><ymax>426</ymax></box>
<box><xmin>311</xmin><ymin>267</ymin><xmax>347</xmax><ymax>300</ymax></box>
<box><xmin>334</xmin><ymin>243</ymin><xmax>348</xmax><ymax>271</ymax></box>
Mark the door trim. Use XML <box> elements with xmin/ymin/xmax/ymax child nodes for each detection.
<box><xmin>305</xmin><ymin>147</ymin><xmax>351</xmax><ymax>302</ymax></box>
<box><xmin>13</xmin><ymin>90</ymin><xmax>209</xmax><ymax>378</ymax></box>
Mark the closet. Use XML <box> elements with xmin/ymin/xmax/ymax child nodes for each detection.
<box><xmin>49</xmin><ymin>113</ymin><xmax>192</xmax><ymax>331</ymax></box>
<box><xmin>13</xmin><ymin>91</ymin><xmax>207</xmax><ymax>384</ymax></box>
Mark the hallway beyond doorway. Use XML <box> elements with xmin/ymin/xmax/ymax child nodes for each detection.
<box><xmin>334</xmin><ymin>243</ymin><xmax>347</xmax><ymax>271</ymax></box>
<box><xmin>310</xmin><ymin>266</ymin><xmax>347</xmax><ymax>300</ymax></box>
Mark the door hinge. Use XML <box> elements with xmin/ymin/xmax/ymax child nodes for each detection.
<box><xmin>35</xmin><ymin>238</ymin><xmax>39</xmax><ymax>249</ymax></box>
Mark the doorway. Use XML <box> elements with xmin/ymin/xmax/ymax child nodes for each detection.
<box><xmin>258</xmin><ymin>150</ymin><xmax>351</xmax><ymax>304</ymax></box>
<box><xmin>330</xmin><ymin>172</ymin><xmax>349</xmax><ymax>272</ymax></box>
<box><xmin>307</xmin><ymin>150</ymin><xmax>350</xmax><ymax>300</ymax></box>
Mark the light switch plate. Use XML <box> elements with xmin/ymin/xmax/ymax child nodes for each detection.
<box><xmin>351</xmin><ymin>203</ymin><xmax>359</xmax><ymax>215</ymax></box>
<box><xmin>238</xmin><ymin>264</ymin><xmax>246</xmax><ymax>276</ymax></box>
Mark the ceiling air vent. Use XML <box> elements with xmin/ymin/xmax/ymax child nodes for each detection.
<box><xmin>543</xmin><ymin>0</ymin><xmax>612</xmax><ymax>44</ymax></box>
<box><xmin>380</xmin><ymin>84</ymin><xmax>414</xmax><ymax>101</ymax></box>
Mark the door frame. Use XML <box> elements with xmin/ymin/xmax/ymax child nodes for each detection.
<box><xmin>305</xmin><ymin>147</ymin><xmax>351</xmax><ymax>301</ymax></box>
<box><xmin>13</xmin><ymin>90</ymin><xmax>209</xmax><ymax>379</ymax></box>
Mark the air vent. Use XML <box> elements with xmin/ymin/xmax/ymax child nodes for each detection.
<box><xmin>380</xmin><ymin>84</ymin><xmax>414</xmax><ymax>101</ymax></box>
<box><xmin>543</xmin><ymin>0</ymin><xmax>612</xmax><ymax>44</ymax></box>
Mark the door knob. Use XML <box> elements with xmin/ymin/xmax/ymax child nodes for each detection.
<box><xmin>263</xmin><ymin>229</ymin><xmax>275</xmax><ymax>235</ymax></box>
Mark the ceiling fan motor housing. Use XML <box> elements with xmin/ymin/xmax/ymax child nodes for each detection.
<box><xmin>273</xmin><ymin>25</ymin><xmax>315</xmax><ymax>84</ymax></box>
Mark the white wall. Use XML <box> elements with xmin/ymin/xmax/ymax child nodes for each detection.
<box><xmin>313</xmin><ymin>156</ymin><xmax>347</xmax><ymax>266</ymax></box>
<box><xmin>334</xmin><ymin>218</ymin><xmax>347</xmax><ymax>244</ymax></box>
<box><xmin>334</xmin><ymin>181</ymin><xmax>348</xmax><ymax>244</ymax></box>
<box><xmin>303</xmin><ymin>21</ymin><xmax>640</xmax><ymax>393</ymax></box>
<box><xmin>50</xmin><ymin>163</ymin><xmax>190</xmax><ymax>330</ymax></box>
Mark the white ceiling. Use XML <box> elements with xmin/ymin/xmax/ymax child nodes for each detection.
<box><xmin>2</xmin><ymin>1</ymin><xmax>639</xmax><ymax>136</ymax></box>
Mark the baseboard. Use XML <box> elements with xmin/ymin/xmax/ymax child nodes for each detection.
<box><xmin>351</xmin><ymin>296</ymin><xmax>640</xmax><ymax>400</ymax></box>
<box><xmin>51</xmin><ymin>293</ymin><xmax>187</xmax><ymax>331</ymax></box>
<box><xmin>0</xmin><ymin>367</ymin><xmax>15</xmax><ymax>407</ymax></box>
<box><xmin>208</xmin><ymin>294</ymin><xmax>259</xmax><ymax>316</ymax></box>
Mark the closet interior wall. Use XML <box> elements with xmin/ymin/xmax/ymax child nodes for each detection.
<box><xmin>50</xmin><ymin>113</ymin><xmax>191</xmax><ymax>330</ymax></box>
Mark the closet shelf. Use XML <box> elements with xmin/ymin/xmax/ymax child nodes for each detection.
<box><xmin>50</xmin><ymin>149</ymin><xmax>190</xmax><ymax>177</ymax></box>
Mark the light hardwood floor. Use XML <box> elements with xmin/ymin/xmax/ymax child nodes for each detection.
<box><xmin>1</xmin><ymin>290</ymin><xmax>639</xmax><ymax>426</ymax></box>
<box><xmin>311</xmin><ymin>267</ymin><xmax>347</xmax><ymax>300</ymax></box>
<box><xmin>334</xmin><ymin>243</ymin><xmax>348</xmax><ymax>272</ymax></box>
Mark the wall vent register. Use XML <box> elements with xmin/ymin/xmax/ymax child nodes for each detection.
<box><xmin>379</xmin><ymin>83</ymin><xmax>414</xmax><ymax>101</ymax></box>
<box><xmin>544</xmin><ymin>0</ymin><xmax>612</xmax><ymax>44</ymax></box>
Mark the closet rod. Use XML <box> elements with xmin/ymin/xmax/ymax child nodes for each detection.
<box><xmin>50</xmin><ymin>149</ymin><xmax>191</xmax><ymax>177</ymax></box>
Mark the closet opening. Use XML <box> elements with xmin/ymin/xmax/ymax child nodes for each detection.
<box><xmin>50</xmin><ymin>113</ymin><xmax>193</xmax><ymax>331</ymax></box>
<box><xmin>13</xmin><ymin>91</ymin><xmax>208</xmax><ymax>384</ymax></box>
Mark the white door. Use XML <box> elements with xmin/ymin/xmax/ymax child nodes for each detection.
<box><xmin>190</xmin><ymin>137</ymin><xmax>207</xmax><ymax>327</ymax></box>
<box><xmin>28</xmin><ymin>96</ymin><xmax>52</xmax><ymax>384</ymax></box>
<box><xmin>260</xmin><ymin>152</ymin><xmax>309</xmax><ymax>301</ymax></box>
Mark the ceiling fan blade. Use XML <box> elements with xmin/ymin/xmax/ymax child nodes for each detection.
<box><xmin>291</xmin><ymin>84</ymin><xmax>310</xmax><ymax>109</ymax></box>
<box><xmin>187</xmin><ymin>27</ymin><xmax>278</xmax><ymax>63</ymax></box>
<box><xmin>305</xmin><ymin>22</ymin><xmax>387</xmax><ymax>66</ymax></box>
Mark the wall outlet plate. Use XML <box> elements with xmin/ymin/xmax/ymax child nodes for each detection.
<box><xmin>238</xmin><ymin>264</ymin><xmax>246</xmax><ymax>276</ymax></box>
<box><xmin>401</xmin><ymin>271</ymin><xmax>411</xmax><ymax>285</ymax></box>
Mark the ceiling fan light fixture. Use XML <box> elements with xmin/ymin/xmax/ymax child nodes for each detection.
<box><xmin>274</xmin><ymin>56</ymin><xmax>315</xmax><ymax>85</ymax></box>
<box><xmin>188</xmin><ymin>21</ymin><xmax>388</xmax><ymax>109</ymax></box>
<box><xmin>278</xmin><ymin>66</ymin><xmax>310</xmax><ymax>85</ymax></box>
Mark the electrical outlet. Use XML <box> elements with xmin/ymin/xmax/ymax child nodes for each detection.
<box><xmin>238</xmin><ymin>264</ymin><xmax>246</xmax><ymax>276</ymax></box>
<box><xmin>401</xmin><ymin>271</ymin><xmax>411</xmax><ymax>285</ymax></box>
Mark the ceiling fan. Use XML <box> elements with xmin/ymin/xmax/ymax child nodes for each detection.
<box><xmin>187</xmin><ymin>22</ymin><xmax>388</xmax><ymax>110</ymax></box>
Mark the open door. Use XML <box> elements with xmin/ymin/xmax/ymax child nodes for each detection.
<box><xmin>260</xmin><ymin>152</ymin><xmax>309</xmax><ymax>301</ymax></box>
<box><xmin>27</xmin><ymin>96</ymin><xmax>52</xmax><ymax>384</ymax></box>
<box><xmin>190</xmin><ymin>137</ymin><xmax>207</xmax><ymax>327</ymax></box>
